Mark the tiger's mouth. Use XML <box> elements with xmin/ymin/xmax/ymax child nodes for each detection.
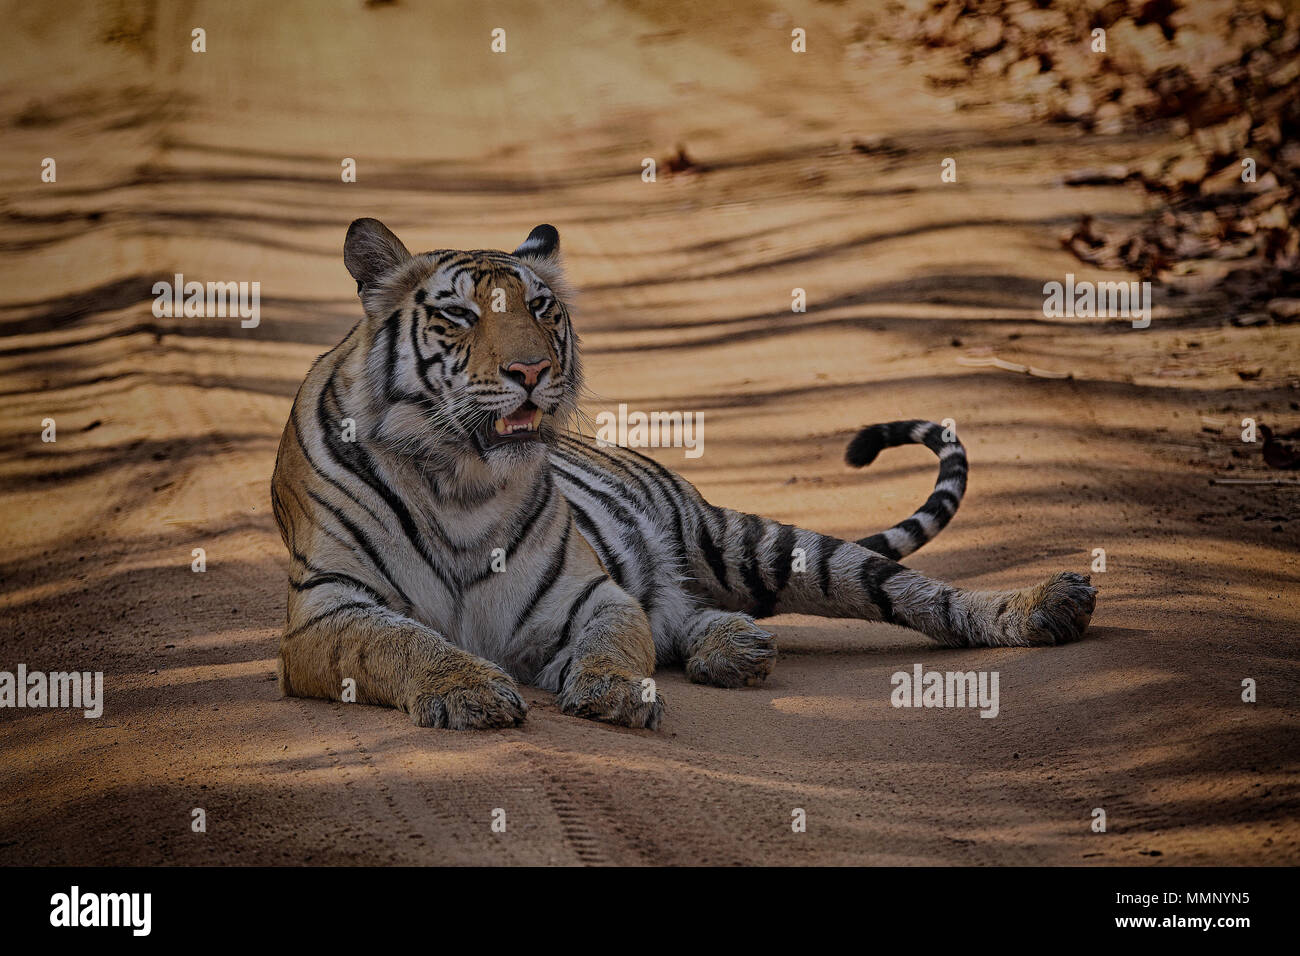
<box><xmin>482</xmin><ymin>400</ymin><xmax>544</xmax><ymax>447</ymax></box>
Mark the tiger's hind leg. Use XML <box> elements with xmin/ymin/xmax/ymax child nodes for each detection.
<box><xmin>638</xmin><ymin>584</ymin><xmax>776</xmax><ymax>688</ymax></box>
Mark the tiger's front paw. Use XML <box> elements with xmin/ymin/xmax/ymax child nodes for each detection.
<box><xmin>557</xmin><ymin>657</ymin><xmax>664</xmax><ymax>729</ymax></box>
<box><xmin>408</xmin><ymin>655</ymin><xmax>527</xmax><ymax>730</ymax></box>
<box><xmin>685</xmin><ymin>612</ymin><xmax>776</xmax><ymax>688</ymax></box>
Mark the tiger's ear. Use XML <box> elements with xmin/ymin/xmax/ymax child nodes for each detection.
<box><xmin>344</xmin><ymin>218</ymin><xmax>411</xmax><ymax>294</ymax></box>
<box><xmin>513</xmin><ymin>224</ymin><xmax>568</xmax><ymax>293</ymax></box>
<box><xmin>514</xmin><ymin>224</ymin><xmax>559</xmax><ymax>260</ymax></box>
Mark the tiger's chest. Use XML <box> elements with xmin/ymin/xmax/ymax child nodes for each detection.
<box><xmin>399</xmin><ymin>493</ymin><xmax>572</xmax><ymax>680</ymax></box>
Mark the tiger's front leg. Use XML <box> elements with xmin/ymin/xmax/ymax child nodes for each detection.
<box><xmin>539</xmin><ymin>577</ymin><xmax>663</xmax><ymax>729</ymax></box>
<box><xmin>279</xmin><ymin>597</ymin><xmax>527</xmax><ymax>730</ymax></box>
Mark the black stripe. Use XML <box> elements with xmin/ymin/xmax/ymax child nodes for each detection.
<box><xmin>859</xmin><ymin>559</ymin><xmax>904</xmax><ymax>624</ymax></box>
<box><xmin>937</xmin><ymin>588</ymin><xmax>954</xmax><ymax>634</ymax></box>
<box><xmin>291</xmin><ymin>571</ymin><xmax>388</xmax><ymax>606</ymax></box>
<box><xmin>696</xmin><ymin>508</ymin><xmax>731</xmax><ymax>593</ymax></box>
<box><xmin>918</xmin><ymin>489</ymin><xmax>960</xmax><ymax>519</ymax></box>
<box><xmin>552</xmin><ymin>453</ymin><xmax>644</xmax><ymax>526</ymax></box>
<box><xmin>937</xmin><ymin>456</ymin><xmax>968</xmax><ymax>484</ymax></box>
<box><xmin>287</xmin><ymin>543</ymin><xmax>399</xmax><ymax>610</ymax></box>
<box><xmin>567</xmin><ymin>499</ymin><xmax>628</xmax><ymax>590</ymax></box>
<box><xmin>858</xmin><ymin>533</ymin><xmax>901</xmax><ymax>561</ymax></box>
<box><xmin>310</xmin><ymin>519</ymin><xmax>407</xmax><ymax>614</ymax></box>
<box><xmin>887</xmin><ymin>421</ymin><xmax>919</xmax><ymax>445</ymax></box>
<box><xmin>554</xmin><ymin>575</ymin><xmax>608</xmax><ymax>653</ymax></box>
<box><xmin>919</xmin><ymin>423</ymin><xmax>953</xmax><ymax>454</ymax></box>
<box><xmin>291</xmin><ymin>416</ymin><xmax>386</xmax><ymax>527</ymax></box>
<box><xmin>412</xmin><ymin>303</ymin><xmax>440</xmax><ymax>379</ymax></box>
<box><xmin>895</xmin><ymin>517</ymin><xmax>926</xmax><ymax>547</ymax></box>
<box><xmin>270</xmin><ymin>483</ymin><xmax>290</xmax><ymax>540</ymax></box>
<box><xmin>384</xmin><ymin>309</ymin><xmax>403</xmax><ymax>401</ymax></box>
<box><xmin>317</xmin><ymin>371</ymin><xmax>459</xmax><ymax>593</ymax></box>
<box><xmin>461</xmin><ymin>473</ymin><xmax>558</xmax><ymax>591</ymax></box>
<box><xmin>768</xmin><ymin>523</ymin><xmax>798</xmax><ymax>605</ymax></box>
<box><xmin>816</xmin><ymin>534</ymin><xmax>840</xmax><ymax>596</ymax></box>
<box><xmin>306</xmin><ymin>489</ymin><xmax>414</xmax><ymax>609</ymax></box>
<box><xmin>616</xmin><ymin>444</ymin><xmax>708</xmax><ymax>573</ymax></box>
<box><xmin>558</xmin><ymin>436</ymin><xmax>690</xmax><ymax>574</ymax></box>
<box><xmin>283</xmin><ymin>601</ymin><xmax>373</xmax><ymax>642</ymax></box>
<box><xmin>507</xmin><ymin>472</ymin><xmax>556</xmax><ymax>552</ymax></box>
<box><xmin>554</xmin><ymin>448</ymin><xmax>659</xmax><ymax>606</ymax></box>
<box><xmin>511</xmin><ymin>524</ymin><xmax>572</xmax><ymax>634</ymax></box>
<box><xmin>740</xmin><ymin>513</ymin><xmax>779</xmax><ymax>617</ymax></box>
<box><xmin>551</xmin><ymin>457</ymin><xmax>654</xmax><ymax>588</ymax></box>
<box><xmin>556</xmin><ymin>434</ymin><xmax>658</xmax><ymax>510</ymax></box>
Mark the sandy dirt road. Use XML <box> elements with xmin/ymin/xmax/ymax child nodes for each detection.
<box><xmin>1</xmin><ymin>1</ymin><xmax>1297</xmax><ymax>865</ymax></box>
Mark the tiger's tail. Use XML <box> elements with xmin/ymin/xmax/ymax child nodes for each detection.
<box><xmin>847</xmin><ymin>420</ymin><xmax>967</xmax><ymax>560</ymax></box>
<box><xmin>671</xmin><ymin>419</ymin><xmax>1095</xmax><ymax>646</ymax></box>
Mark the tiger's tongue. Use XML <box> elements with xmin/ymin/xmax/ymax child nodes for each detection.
<box><xmin>504</xmin><ymin>406</ymin><xmax>535</xmax><ymax>426</ymax></box>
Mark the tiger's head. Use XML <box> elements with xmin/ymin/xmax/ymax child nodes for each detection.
<box><xmin>343</xmin><ymin>218</ymin><xmax>581</xmax><ymax>475</ymax></box>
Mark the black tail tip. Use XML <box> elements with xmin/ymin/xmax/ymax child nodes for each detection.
<box><xmin>845</xmin><ymin>425</ymin><xmax>885</xmax><ymax>468</ymax></box>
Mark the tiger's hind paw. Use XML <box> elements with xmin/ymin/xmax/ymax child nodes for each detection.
<box><xmin>684</xmin><ymin>612</ymin><xmax>777</xmax><ymax>687</ymax></box>
<box><xmin>1017</xmin><ymin>571</ymin><xmax>1097</xmax><ymax>646</ymax></box>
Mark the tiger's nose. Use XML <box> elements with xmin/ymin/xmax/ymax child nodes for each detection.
<box><xmin>503</xmin><ymin>358</ymin><xmax>551</xmax><ymax>388</ymax></box>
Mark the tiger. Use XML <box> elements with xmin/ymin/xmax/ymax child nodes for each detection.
<box><xmin>269</xmin><ymin>218</ymin><xmax>1098</xmax><ymax>730</ymax></box>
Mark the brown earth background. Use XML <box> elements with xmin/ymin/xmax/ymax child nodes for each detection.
<box><xmin>1</xmin><ymin>0</ymin><xmax>1297</xmax><ymax>865</ymax></box>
